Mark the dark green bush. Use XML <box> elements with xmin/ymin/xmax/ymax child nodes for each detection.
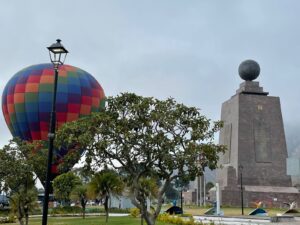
<box><xmin>0</xmin><ymin>215</ymin><xmax>16</xmax><ymax>224</ymax></box>
<box><xmin>50</xmin><ymin>206</ymin><xmax>130</xmax><ymax>215</ymax></box>
<box><xmin>50</xmin><ymin>206</ymin><xmax>82</xmax><ymax>215</ymax></box>
<box><xmin>0</xmin><ymin>209</ymin><xmax>9</xmax><ymax>217</ymax></box>
<box><xmin>86</xmin><ymin>207</ymin><xmax>129</xmax><ymax>213</ymax></box>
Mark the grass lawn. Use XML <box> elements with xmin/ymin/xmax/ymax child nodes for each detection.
<box><xmin>2</xmin><ymin>206</ymin><xmax>289</xmax><ymax>224</ymax></box>
<box><xmin>5</xmin><ymin>216</ymin><xmax>172</xmax><ymax>225</ymax></box>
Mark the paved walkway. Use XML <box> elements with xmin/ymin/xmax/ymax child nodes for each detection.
<box><xmin>193</xmin><ymin>215</ymin><xmax>300</xmax><ymax>224</ymax></box>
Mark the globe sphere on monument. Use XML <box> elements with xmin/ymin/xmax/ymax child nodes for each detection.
<box><xmin>2</xmin><ymin>63</ymin><xmax>105</xmax><ymax>180</ymax></box>
<box><xmin>238</xmin><ymin>59</ymin><xmax>260</xmax><ymax>81</ymax></box>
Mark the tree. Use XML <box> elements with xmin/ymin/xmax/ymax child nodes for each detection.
<box><xmin>0</xmin><ymin>139</ymin><xmax>39</xmax><ymax>225</ymax></box>
<box><xmin>69</xmin><ymin>167</ymin><xmax>93</xmax><ymax>219</ymax></box>
<box><xmin>128</xmin><ymin>177</ymin><xmax>159</xmax><ymax>223</ymax></box>
<box><xmin>9</xmin><ymin>184</ymin><xmax>38</xmax><ymax>225</ymax></box>
<box><xmin>88</xmin><ymin>169</ymin><xmax>124</xmax><ymax>224</ymax></box>
<box><xmin>56</xmin><ymin>93</ymin><xmax>225</xmax><ymax>225</ymax></box>
<box><xmin>70</xmin><ymin>184</ymin><xmax>89</xmax><ymax>218</ymax></box>
<box><xmin>165</xmin><ymin>183</ymin><xmax>179</xmax><ymax>202</ymax></box>
<box><xmin>52</xmin><ymin>172</ymin><xmax>81</xmax><ymax>206</ymax></box>
<box><xmin>205</xmin><ymin>181</ymin><xmax>215</xmax><ymax>193</ymax></box>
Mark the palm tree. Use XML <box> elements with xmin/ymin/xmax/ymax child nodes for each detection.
<box><xmin>88</xmin><ymin>169</ymin><xmax>124</xmax><ymax>223</ymax></box>
<box><xmin>9</xmin><ymin>180</ymin><xmax>38</xmax><ymax>225</ymax></box>
<box><xmin>70</xmin><ymin>184</ymin><xmax>89</xmax><ymax>218</ymax></box>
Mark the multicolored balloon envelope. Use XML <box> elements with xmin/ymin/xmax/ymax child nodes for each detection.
<box><xmin>2</xmin><ymin>63</ymin><xmax>105</xmax><ymax>177</ymax></box>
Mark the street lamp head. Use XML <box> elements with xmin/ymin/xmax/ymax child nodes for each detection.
<box><xmin>47</xmin><ymin>39</ymin><xmax>68</xmax><ymax>67</ymax></box>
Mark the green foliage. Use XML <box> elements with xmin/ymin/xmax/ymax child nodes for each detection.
<box><xmin>23</xmin><ymin>140</ymin><xmax>48</xmax><ymax>187</ymax></box>
<box><xmin>0</xmin><ymin>138</ymin><xmax>48</xmax><ymax>187</ymax></box>
<box><xmin>130</xmin><ymin>208</ymin><xmax>140</xmax><ymax>218</ymax></box>
<box><xmin>88</xmin><ymin>169</ymin><xmax>124</xmax><ymax>223</ymax></box>
<box><xmin>181</xmin><ymin>213</ymin><xmax>193</xmax><ymax>217</ymax></box>
<box><xmin>9</xmin><ymin>185</ymin><xmax>38</xmax><ymax>219</ymax></box>
<box><xmin>85</xmin><ymin>207</ymin><xmax>130</xmax><ymax>214</ymax></box>
<box><xmin>13</xmin><ymin>216</ymin><xmax>170</xmax><ymax>225</ymax></box>
<box><xmin>165</xmin><ymin>183</ymin><xmax>179</xmax><ymax>201</ymax></box>
<box><xmin>205</xmin><ymin>182</ymin><xmax>214</xmax><ymax>193</ymax></box>
<box><xmin>70</xmin><ymin>185</ymin><xmax>88</xmax><ymax>202</ymax></box>
<box><xmin>88</xmin><ymin>169</ymin><xmax>124</xmax><ymax>199</ymax></box>
<box><xmin>52</xmin><ymin>172</ymin><xmax>81</xmax><ymax>205</ymax></box>
<box><xmin>0</xmin><ymin>139</ymin><xmax>40</xmax><ymax>225</ymax></box>
<box><xmin>50</xmin><ymin>206</ymin><xmax>82</xmax><ymax>215</ymax></box>
<box><xmin>50</xmin><ymin>206</ymin><xmax>130</xmax><ymax>215</ymax></box>
<box><xmin>56</xmin><ymin>93</ymin><xmax>225</xmax><ymax>225</ymax></box>
<box><xmin>49</xmin><ymin>206</ymin><xmax>131</xmax><ymax>224</ymax></box>
<box><xmin>174</xmin><ymin>177</ymin><xmax>190</xmax><ymax>191</ymax></box>
<box><xmin>0</xmin><ymin>209</ymin><xmax>9</xmax><ymax>216</ymax></box>
<box><xmin>0</xmin><ymin>139</ymin><xmax>36</xmax><ymax>192</ymax></box>
<box><xmin>157</xmin><ymin>213</ymin><xmax>208</xmax><ymax>225</ymax></box>
<box><xmin>133</xmin><ymin>177</ymin><xmax>159</xmax><ymax>202</ymax></box>
<box><xmin>0</xmin><ymin>214</ymin><xmax>16</xmax><ymax>224</ymax></box>
<box><xmin>70</xmin><ymin>184</ymin><xmax>89</xmax><ymax>218</ymax></box>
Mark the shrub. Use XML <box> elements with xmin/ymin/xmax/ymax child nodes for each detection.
<box><xmin>130</xmin><ymin>208</ymin><xmax>140</xmax><ymax>218</ymax></box>
<box><xmin>107</xmin><ymin>207</ymin><xmax>130</xmax><ymax>213</ymax></box>
<box><xmin>157</xmin><ymin>213</ymin><xmax>210</xmax><ymax>225</ymax></box>
<box><xmin>0</xmin><ymin>208</ymin><xmax>9</xmax><ymax>216</ymax></box>
<box><xmin>31</xmin><ymin>207</ymin><xmax>42</xmax><ymax>215</ymax></box>
<box><xmin>85</xmin><ymin>207</ymin><xmax>130</xmax><ymax>214</ymax></box>
<box><xmin>50</xmin><ymin>206</ymin><xmax>82</xmax><ymax>215</ymax></box>
<box><xmin>181</xmin><ymin>213</ymin><xmax>193</xmax><ymax>217</ymax></box>
<box><xmin>50</xmin><ymin>205</ymin><xmax>130</xmax><ymax>215</ymax></box>
<box><xmin>0</xmin><ymin>215</ymin><xmax>16</xmax><ymax>224</ymax></box>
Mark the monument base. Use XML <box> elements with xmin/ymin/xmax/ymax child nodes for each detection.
<box><xmin>221</xmin><ymin>186</ymin><xmax>300</xmax><ymax>208</ymax></box>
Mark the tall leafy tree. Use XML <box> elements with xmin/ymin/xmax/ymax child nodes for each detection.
<box><xmin>9</xmin><ymin>184</ymin><xmax>38</xmax><ymax>225</ymax></box>
<box><xmin>69</xmin><ymin>167</ymin><xmax>93</xmax><ymax>218</ymax></box>
<box><xmin>205</xmin><ymin>181</ymin><xmax>215</xmax><ymax>193</ymax></box>
<box><xmin>132</xmin><ymin>177</ymin><xmax>159</xmax><ymax>223</ymax></box>
<box><xmin>0</xmin><ymin>139</ymin><xmax>39</xmax><ymax>225</ymax></box>
<box><xmin>165</xmin><ymin>183</ymin><xmax>179</xmax><ymax>202</ymax></box>
<box><xmin>52</xmin><ymin>172</ymin><xmax>81</xmax><ymax>206</ymax></box>
<box><xmin>70</xmin><ymin>184</ymin><xmax>89</xmax><ymax>218</ymax></box>
<box><xmin>88</xmin><ymin>169</ymin><xmax>124</xmax><ymax>224</ymax></box>
<box><xmin>56</xmin><ymin>93</ymin><xmax>225</xmax><ymax>225</ymax></box>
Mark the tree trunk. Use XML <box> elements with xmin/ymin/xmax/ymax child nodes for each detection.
<box><xmin>143</xmin><ymin>211</ymin><xmax>155</xmax><ymax>225</ymax></box>
<box><xmin>140</xmin><ymin>181</ymin><xmax>170</xmax><ymax>225</ymax></box>
<box><xmin>140</xmin><ymin>199</ymin><xmax>155</xmax><ymax>225</ymax></box>
<box><xmin>25</xmin><ymin>215</ymin><xmax>29</xmax><ymax>225</ymax></box>
<box><xmin>130</xmin><ymin>178</ymin><xmax>159</xmax><ymax>225</ymax></box>
<box><xmin>18</xmin><ymin>201</ymin><xmax>24</xmax><ymax>225</ymax></box>
<box><xmin>81</xmin><ymin>198</ymin><xmax>86</xmax><ymax>219</ymax></box>
<box><xmin>24</xmin><ymin>206</ymin><xmax>29</xmax><ymax>225</ymax></box>
<box><xmin>141</xmin><ymin>207</ymin><xmax>144</xmax><ymax>225</ymax></box>
<box><xmin>18</xmin><ymin>219</ymin><xmax>24</xmax><ymax>225</ymax></box>
<box><xmin>82</xmin><ymin>205</ymin><xmax>85</xmax><ymax>219</ymax></box>
<box><xmin>104</xmin><ymin>195</ymin><xmax>109</xmax><ymax>224</ymax></box>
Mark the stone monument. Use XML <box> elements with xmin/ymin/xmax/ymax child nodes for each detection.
<box><xmin>216</xmin><ymin>60</ymin><xmax>300</xmax><ymax>207</ymax></box>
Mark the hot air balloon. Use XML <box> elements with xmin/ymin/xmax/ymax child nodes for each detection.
<box><xmin>2</xmin><ymin>63</ymin><xmax>105</xmax><ymax>180</ymax></box>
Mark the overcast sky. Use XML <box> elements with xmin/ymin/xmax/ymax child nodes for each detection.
<box><xmin>1</xmin><ymin>0</ymin><xmax>300</xmax><ymax>151</ymax></box>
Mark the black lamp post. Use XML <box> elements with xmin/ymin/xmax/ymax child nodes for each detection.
<box><xmin>180</xmin><ymin>187</ymin><xmax>183</xmax><ymax>214</ymax></box>
<box><xmin>239</xmin><ymin>165</ymin><xmax>244</xmax><ymax>216</ymax></box>
<box><xmin>42</xmin><ymin>39</ymin><xmax>68</xmax><ymax>225</ymax></box>
<box><xmin>175</xmin><ymin>177</ymin><xmax>185</xmax><ymax>214</ymax></box>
